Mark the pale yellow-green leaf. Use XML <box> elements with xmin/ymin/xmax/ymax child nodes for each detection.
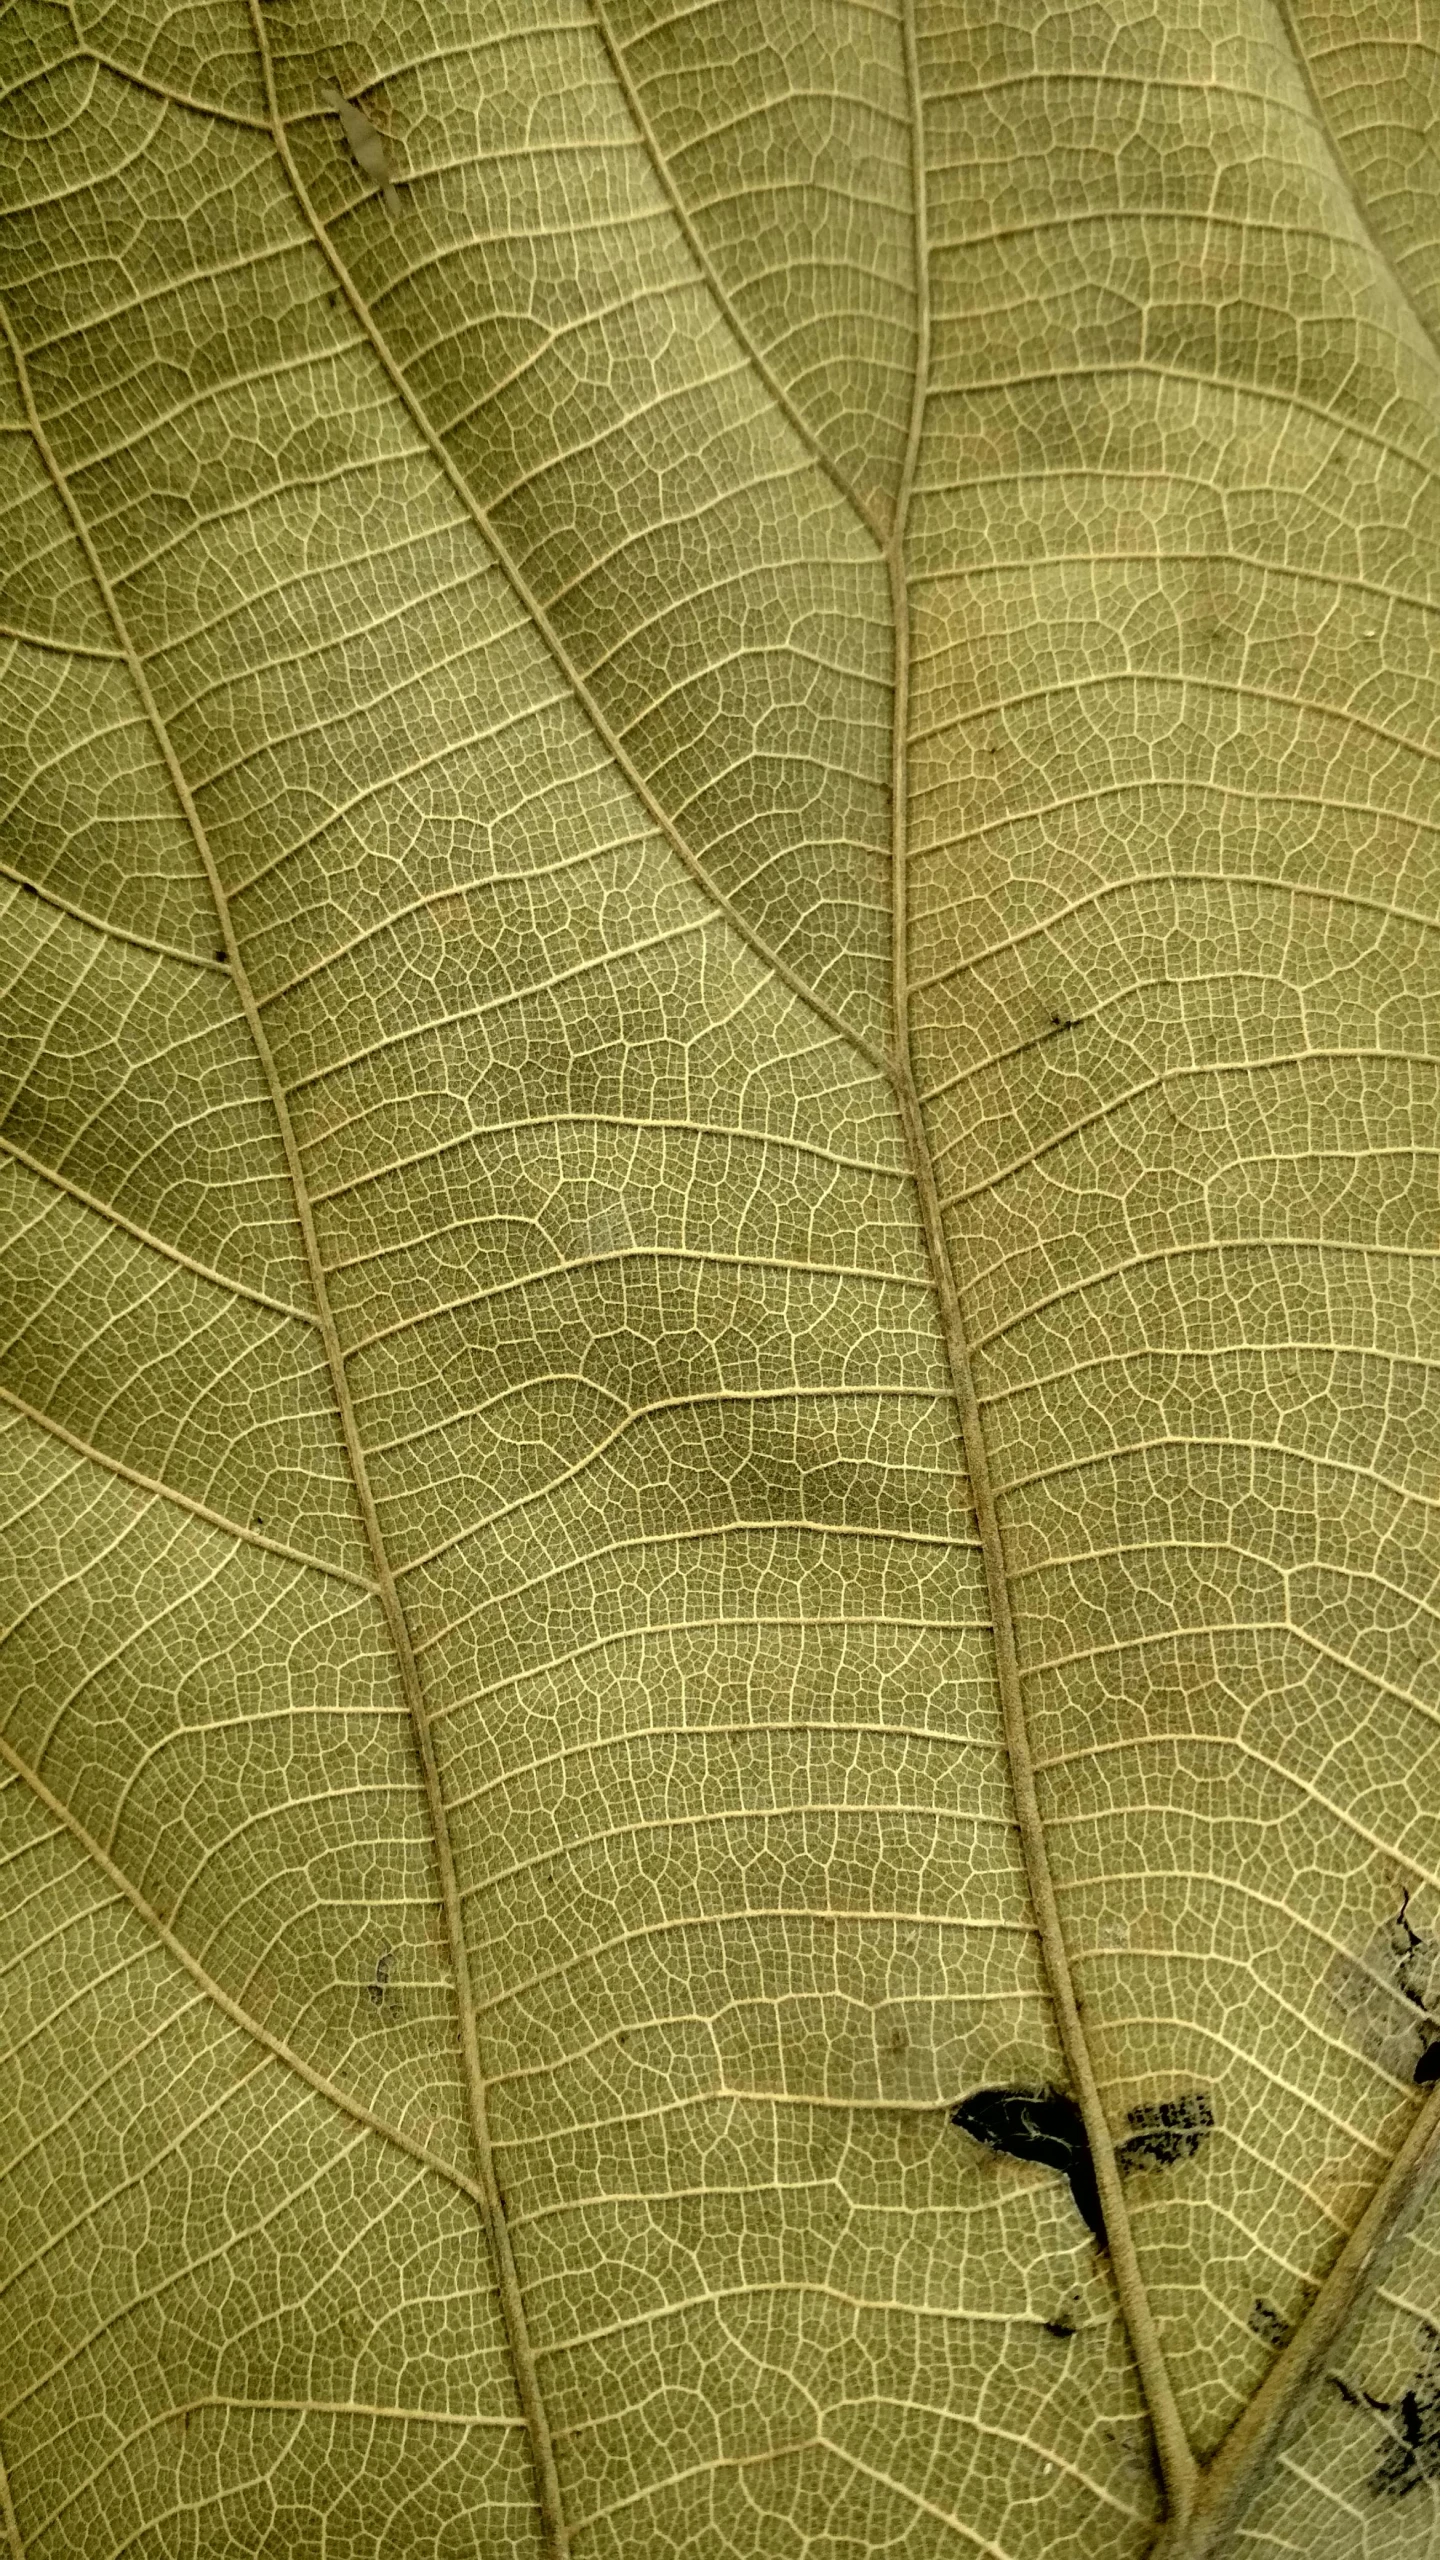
<box><xmin>1</xmin><ymin>2</ymin><xmax>1438</xmax><ymax>2555</ymax></box>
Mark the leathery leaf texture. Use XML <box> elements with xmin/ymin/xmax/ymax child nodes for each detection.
<box><xmin>2</xmin><ymin>1</ymin><xmax>1439</xmax><ymax>2553</ymax></box>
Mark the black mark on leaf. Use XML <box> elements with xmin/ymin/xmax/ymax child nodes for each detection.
<box><xmin>1117</xmin><ymin>2091</ymin><xmax>1214</xmax><ymax>2172</ymax></box>
<box><xmin>1248</xmin><ymin>2298</ymin><xmax>1292</xmax><ymax>2351</ymax></box>
<box><xmin>1371</xmin><ymin>2326</ymin><xmax>1440</xmax><ymax>2500</ymax></box>
<box><xmin>1393</xmin><ymin>1894</ymin><xmax>1440</xmax><ymax>2083</ymax></box>
<box><xmin>1331</xmin><ymin>2324</ymin><xmax>1440</xmax><ymax>2501</ymax></box>
<box><xmin>951</xmin><ymin>2087</ymin><xmax>1104</xmax><ymax>2243</ymax></box>
<box><xmin>1042</xmin><ymin>2314</ymin><xmax>1077</xmax><ymax>2338</ymax></box>
<box><xmin>1329</xmin><ymin>1891</ymin><xmax>1440</xmax><ymax>2078</ymax></box>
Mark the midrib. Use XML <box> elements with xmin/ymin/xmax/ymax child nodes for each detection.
<box><xmin>882</xmin><ymin>0</ymin><xmax>1199</xmax><ymax>2529</ymax></box>
<box><xmin>0</xmin><ymin>283</ymin><xmax>573</xmax><ymax>2560</ymax></box>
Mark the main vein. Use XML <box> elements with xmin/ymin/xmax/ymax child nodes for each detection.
<box><xmin>882</xmin><ymin>0</ymin><xmax>1198</xmax><ymax>2530</ymax></box>
<box><xmin>0</xmin><ymin>290</ymin><xmax>570</xmax><ymax>2560</ymax></box>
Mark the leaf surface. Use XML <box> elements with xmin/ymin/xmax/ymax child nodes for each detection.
<box><xmin>2</xmin><ymin>2</ymin><xmax>1438</xmax><ymax>2554</ymax></box>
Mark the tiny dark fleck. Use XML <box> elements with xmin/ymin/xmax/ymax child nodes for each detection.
<box><xmin>1415</xmin><ymin>2039</ymin><xmax>1440</xmax><ymax>2084</ymax></box>
<box><xmin>20</xmin><ymin>881</ymin><xmax>37</xmax><ymax>895</ymax></box>
<box><xmin>1049</xmin><ymin>1013</ymin><xmax>1077</xmax><ymax>1033</ymax></box>
<box><xmin>1118</xmin><ymin>2092</ymin><xmax>1214</xmax><ymax>2172</ymax></box>
<box><xmin>951</xmin><ymin>2087</ymin><xmax>1105</xmax><ymax>2244</ymax></box>
<box><xmin>1042</xmin><ymin>2316</ymin><xmax>1077</xmax><ymax>2339</ymax></box>
<box><xmin>1249</xmin><ymin>2299</ymin><xmax>1291</xmax><ymax>2351</ymax></box>
<box><xmin>214</xmin><ymin>948</ymin><xmax>227</xmax><ymax>961</ymax></box>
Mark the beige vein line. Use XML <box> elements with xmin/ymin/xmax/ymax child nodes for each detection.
<box><xmin>926</xmin><ymin>359</ymin><xmax>1433</xmax><ymax>480</ymax></box>
<box><xmin>884</xmin><ymin>0</ymin><xmax>1196</xmax><ymax>2528</ymax></box>
<box><xmin>911</xmin><ymin>666</ymin><xmax>1440</xmax><ymax>767</ymax></box>
<box><xmin>545</xmin><ymin>2275</ymin><xmax>1040</xmax><ymax>2360</ymax></box>
<box><xmin>32</xmin><ymin>2401</ymin><xmax>519</xmax><ymax>2544</ymax></box>
<box><xmin>815</xmin><ymin>2442</ymin><xmax>1013</xmax><ymax>2554</ymax></box>
<box><xmin>587</xmin><ymin>0</ymin><xmax>888</xmax><ymax>549</ymax></box>
<box><xmin>428</xmin><ymin>1614</ymin><xmax>981</xmax><ymax>1720</ymax></box>
<box><xmin>476</xmin><ymin>1900</ymin><xmax>1028</xmax><ymax>2018</ymax></box>
<box><xmin>0</xmin><ymin>1383</ymin><xmax>374</xmax><ymax>1586</ymax></box>
<box><xmin>911</xmin><ymin>864</ymin><xmax>1440</xmax><ymax>994</ymax></box>
<box><xmin>2</xmin><ymin>284</ymin><xmax>569</xmax><ymax>2559</ymax></box>
<box><xmin>312</xmin><ymin>1112</ymin><xmax>909</xmax><ymax>1204</ymax></box>
<box><xmin>1001</xmin><ymin>1429</ymin><xmax>1439</xmax><ymax>1512</ymax></box>
<box><xmin>349</xmin><ymin>1246</ymin><xmax>933</xmax><ymax>1359</ymax></box>
<box><xmin>458</xmin><ymin>1795</ymin><xmax>1011</xmax><ymax>1901</ymax></box>
<box><xmin>248</xmin><ymin>16</ymin><xmax>887</xmax><ymax>1084</ymax></box>
<box><xmin>0</xmin><ymin>1731</ymin><xmax>487</xmax><ymax>2210</ymax></box>
<box><xmin>406</xmin><ymin>1517</ymin><xmax>971</xmax><ymax>1635</ymax></box>
<box><xmin>0</xmin><ymin>620</ymin><xmax>121</xmax><ymax>657</ymax></box>
<box><xmin>0</xmin><ymin>861</ymin><xmax>230</xmax><ymax>968</ymax></box>
<box><xmin>0</xmin><ymin>1133</ymin><xmax>319</xmax><ymax>1323</ymax></box>
<box><xmin>969</xmin><ymin>1236</ymin><xmax>1433</xmax><ymax>1357</ymax></box>
<box><xmin>79</xmin><ymin>50</ymin><xmax>273</xmax><ymax>130</ymax></box>
<box><xmin>444</xmin><ymin>1711</ymin><xmax>989</xmax><ymax>1809</ymax></box>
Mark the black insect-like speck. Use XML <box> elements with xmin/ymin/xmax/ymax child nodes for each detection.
<box><xmin>1371</xmin><ymin>2325</ymin><xmax>1440</xmax><ymax>2500</ymax></box>
<box><xmin>951</xmin><ymin>2087</ymin><xmax>1105</xmax><ymax>2243</ymax></box>
<box><xmin>1117</xmin><ymin>2091</ymin><xmax>1214</xmax><ymax>2172</ymax></box>
<box><xmin>1248</xmin><ymin>2299</ymin><xmax>1291</xmax><ymax>2351</ymax></box>
<box><xmin>368</xmin><ymin>1949</ymin><xmax>393</xmax><ymax>2007</ymax></box>
<box><xmin>1042</xmin><ymin>2314</ymin><xmax>1077</xmax><ymax>2339</ymax></box>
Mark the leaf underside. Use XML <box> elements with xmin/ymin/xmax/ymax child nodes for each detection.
<box><xmin>1</xmin><ymin>1</ymin><xmax>1438</xmax><ymax>2554</ymax></box>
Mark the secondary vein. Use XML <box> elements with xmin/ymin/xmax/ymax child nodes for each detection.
<box><xmin>883</xmin><ymin>0</ymin><xmax>1198</xmax><ymax>2528</ymax></box>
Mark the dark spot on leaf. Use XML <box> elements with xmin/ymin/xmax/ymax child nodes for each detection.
<box><xmin>951</xmin><ymin>2087</ymin><xmax>1105</xmax><ymax>2243</ymax></box>
<box><xmin>1371</xmin><ymin>2325</ymin><xmax>1440</xmax><ymax>2499</ymax></box>
<box><xmin>1392</xmin><ymin>1891</ymin><xmax>1440</xmax><ymax>2028</ymax></box>
<box><xmin>20</xmin><ymin>881</ymin><xmax>37</xmax><ymax>895</ymax></box>
<box><xmin>1042</xmin><ymin>2315</ymin><xmax>1077</xmax><ymax>2339</ymax></box>
<box><xmin>214</xmin><ymin>948</ymin><xmax>227</xmax><ymax>961</ymax></box>
<box><xmin>1117</xmin><ymin>2091</ymin><xmax>1214</xmax><ymax>2172</ymax></box>
<box><xmin>1415</xmin><ymin>2039</ymin><xmax>1440</xmax><ymax>2085</ymax></box>
<box><xmin>1249</xmin><ymin>2298</ymin><xmax>1291</xmax><ymax>2351</ymax></box>
<box><xmin>1329</xmin><ymin>1895</ymin><xmax>1440</xmax><ymax>2077</ymax></box>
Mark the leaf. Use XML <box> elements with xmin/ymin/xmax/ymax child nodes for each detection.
<box><xmin>1</xmin><ymin>2</ymin><xmax>1438</xmax><ymax>2555</ymax></box>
